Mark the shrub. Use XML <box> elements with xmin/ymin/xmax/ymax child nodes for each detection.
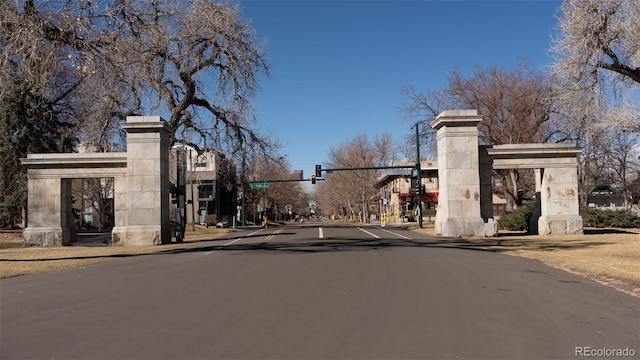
<box><xmin>497</xmin><ymin>205</ymin><xmax>640</xmax><ymax>231</ymax></box>
<box><xmin>497</xmin><ymin>204</ymin><xmax>534</xmax><ymax>231</ymax></box>
<box><xmin>580</xmin><ymin>206</ymin><xmax>640</xmax><ymax>228</ymax></box>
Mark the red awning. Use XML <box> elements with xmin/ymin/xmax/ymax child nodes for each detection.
<box><xmin>399</xmin><ymin>192</ymin><xmax>438</xmax><ymax>203</ymax></box>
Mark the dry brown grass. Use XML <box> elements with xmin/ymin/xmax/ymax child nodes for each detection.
<box><xmin>0</xmin><ymin>227</ymin><xmax>233</xmax><ymax>278</ymax></box>
<box><xmin>2</xmin><ymin>226</ymin><xmax>639</xmax><ymax>298</ymax></box>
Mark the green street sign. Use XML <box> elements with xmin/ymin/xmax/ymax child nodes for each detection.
<box><xmin>250</xmin><ymin>182</ymin><xmax>269</xmax><ymax>189</ymax></box>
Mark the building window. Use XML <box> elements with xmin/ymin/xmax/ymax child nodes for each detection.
<box><xmin>199</xmin><ymin>200</ymin><xmax>217</xmax><ymax>217</ymax></box>
<box><xmin>83</xmin><ymin>197</ymin><xmax>93</xmax><ymax>226</ymax></box>
<box><xmin>198</xmin><ymin>183</ymin><xmax>214</xmax><ymax>201</ymax></box>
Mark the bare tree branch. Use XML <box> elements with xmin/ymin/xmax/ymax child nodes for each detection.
<box><xmin>1</xmin><ymin>0</ymin><xmax>274</xmax><ymax>155</ymax></box>
<box><xmin>551</xmin><ymin>0</ymin><xmax>640</xmax><ymax>131</ymax></box>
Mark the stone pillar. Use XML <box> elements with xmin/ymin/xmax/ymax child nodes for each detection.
<box><xmin>529</xmin><ymin>169</ymin><xmax>543</xmax><ymax>235</ymax></box>
<box><xmin>112</xmin><ymin>116</ymin><xmax>171</xmax><ymax>245</ymax></box>
<box><xmin>61</xmin><ymin>178</ymin><xmax>76</xmax><ymax>245</ymax></box>
<box><xmin>111</xmin><ymin>175</ymin><xmax>128</xmax><ymax>246</ymax></box>
<box><xmin>538</xmin><ymin>166</ymin><xmax>583</xmax><ymax>235</ymax></box>
<box><xmin>431</xmin><ymin>110</ymin><xmax>490</xmax><ymax>237</ymax></box>
<box><xmin>23</xmin><ymin>178</ymin><xmax>74</xmax><ymax>246</ymax></box>
<box><xmin>479</xmin><ymin>146</ymin><xmax>497</xmax><ymax>236</ymax></box>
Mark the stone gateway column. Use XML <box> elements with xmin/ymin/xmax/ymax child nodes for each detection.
<box><xmin>21</xmin><ymin>125</ymin><xmax>169</xmax><ymax>246</ymax></box>
<box><xmin>111</xmin><ymin>116</ymin><xmax>171</xmax><ymax>246</ymax></box>
<box><xmin>538</xmin><ymin>166</ymin><xmax>583</xmax><ymax>235</ymax></box>
<box><xmin>431</xmin><ymin>110</ymin><xmax>496</xmax><ymax>237</ymax></box>
<box><xmin>22</xmin><ymin>177</ymin><xmax>74</xmax><ymax>246</ymax></box>
<box><xmin>487</xmin><ymin>144</ymin><xmax>583</xmax><ymax>235</ymax></box>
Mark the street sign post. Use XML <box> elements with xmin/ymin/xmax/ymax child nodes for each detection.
<box><xmin>250</xmin><ymin>182</ymin><xmax>269</xmax><ymax>189</ymax></box>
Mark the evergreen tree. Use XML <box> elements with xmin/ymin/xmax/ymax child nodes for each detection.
<box><xmin>0</xmin><ymin>77</ymin><xmax>76</xmax><ymax>228</ymax></box>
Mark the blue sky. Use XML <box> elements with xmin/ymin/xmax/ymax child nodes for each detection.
<box><xmin>237</xmin><ymin>0</ymin><xmax>562</xmax><ymax>176</ymax></box>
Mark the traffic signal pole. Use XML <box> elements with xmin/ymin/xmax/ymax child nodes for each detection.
<box><xmin>249</xmin><ymin>178</ymin><xmax>321</xmax><ymax>184</ymax></box>
<box><xmin>315</xmin><ymin>162</ymin><xmax>423</xmax><ymax>228</ymax></box>
<box><xmin>318</xmin><ymin>165</ymin><xmax>416</xmax><ymax>172</ymax></box>
<box><xmin>415</xmin><ymin>123</ymin><xmax>423</xmax><ymax>229</ymax></box>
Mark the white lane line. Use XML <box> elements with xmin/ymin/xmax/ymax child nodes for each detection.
<box><xmin>205</xmin><ymin>229</ymin><xmax>263</xmax><ymax>255</ymax></box>
<box><xmin>206</xmin><ymin>238</ymin><xmax>242</xmax><ymax>255</ymax></box>
<box><xmin>319</xmin><ymin>227</ymin><xmax>324</xmax><ymax>239</ymax></box>
<box><xmin>380</xmin><ymin>228</ymin><xmax>413</xmax><ymax>240</ymax></box>
<box><xmin>357</xmin><ymin>227</ymin><xmax>380</xmax><ymax>239</ymax></box>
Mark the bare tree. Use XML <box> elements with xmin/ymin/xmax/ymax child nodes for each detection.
<box><xmin>72</xmin><ymin>178</ymin><xmax>114</xmax><ymax>232</ymax></box>
<box><xmin>316</xmin><ymin>133</ymin><xmax>396</xmax><ymax>223</ymax></box>
<box><xmin>451</xmin><ymin>62</ymin><xmax>564</xmax><ymax>145</ymax></box>
<box><xmin>399</xmin><ymin>86</ymin><xmax>453</xmax><ymax>159</ymax></box>
<box><xmin>553</xmin><ymin>0</ymin><xmax>640</xmax><ymax>84</ymax></box>
<box><xmin>314</xmin><ymin>178</ymin><xmax>343</xmax><ymax>219</ymax></box>
<box><xmin>401</xmin><ymin>61</ymin><xmax>565</xmax><ymax>208</ymax></box>
<box><xmin>243</xmin><ymin>154</ymin><xmax>306</xmax><ymax>223</ymax></box>
<box><xmin>551</xmin><ymin>0</ymin><xmax>640</xmax><ymax>131</ymax></box>
<box><xmin>1</xmin><ymin>0</ymin><xmax>273</xmax><ymax>153</ymax></box>
<box><xmin>609</xmin><ymin>129</ymin><xmax>640</xmax><ymax>209</ymax></box>
<box><xmin>576</xmin><ymin>127</ymin><xmax>614</xmax><ymax>206</ymax></box>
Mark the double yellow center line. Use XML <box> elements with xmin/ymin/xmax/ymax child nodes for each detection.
<box><xmin>265</xmin><ymin>228</ymin><xmax>283</xmax><ymax>241</ymax></box>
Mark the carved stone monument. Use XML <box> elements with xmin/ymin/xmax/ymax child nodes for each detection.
<box><xmin>21</xmin><ymin>116</ymin><xmax>171</xmax><ymax>246</ymax></box>
<box><xmin>431</xmin><ymin>110</ymin><xmax>583</xmax><ymax>237</ymax></box>
<box><xmin>431</xmin><ymin>110</ymin><xmax>497</xmax><ymax>237</ymax></box>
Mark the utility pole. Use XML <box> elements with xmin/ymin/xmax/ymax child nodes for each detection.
<box><xmin>415</xmin><ymin>123</ymin><xmax>423</xmax><ymax>229</ymax></box>
<box><xmin>189</xmin><ymin>149</ymin><xmax>196</xmax><ymax>231</ymax></box>
<box><xmin>176</xmin><ymin>147</ymin><xmax>186</xmax><ymax>242</ymax></box>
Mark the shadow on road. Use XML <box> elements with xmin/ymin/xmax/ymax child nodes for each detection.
<box><xmin>205</xmin><ymin>237</ymin><xmax>493</xmax><ymax>254</ymax></box>
<box><xmin>1</xmin><ymin>227</ymin><xmax>617</xmax><ymax>262</ymax></box>
<box><xmin>0</xmin><ymin>236</ymin><xmax>494</xmax><ymax>263</ymax></box>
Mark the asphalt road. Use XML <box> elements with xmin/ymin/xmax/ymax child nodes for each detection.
<box><xmin>1</xmin><ymin>223</ymin><xmax>638</xmax><ymax>359</ymax></box>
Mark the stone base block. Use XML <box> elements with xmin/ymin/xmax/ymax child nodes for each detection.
<box><xmin>484</xmin><ymin>218</ymin><xmax>498</xmax><ymax>237</ymax></box>
<box><xmin>112</xmin><ymin>225</ymin><xmax>171</xmax><ymax>246</ymax></box>
<box><xmin>111</xmin><ymin>227</ymin><xmax>126</xmax><ymax>246</ymax></box>
<box><xmin>23</xmin><ymin>227</ymin><xmax>73</xmax><ymax>246</ymax></box>
<box><xmin>435</xmin><ymin>217</ymin><xmax>488</xmax><ymax>237</ymax></box>
<box><xmin>538</xmin><ymin>215</ymin><xmax>583</xmax><ymax>235</ymax></box>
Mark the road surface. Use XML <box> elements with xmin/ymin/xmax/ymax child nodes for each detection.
<box><xmin>1</xmin><ymin>224</ymin><xmax>638</xmax><ymax>359</ymax></box>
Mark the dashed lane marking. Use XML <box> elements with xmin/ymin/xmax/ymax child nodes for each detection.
<box><xmin>205</xmin><ymin>229</ymin><xmax>263</xmax><ymax>255</ymax></box>
<box><xmin>357</xmin><ymin>227</ymin><xmax>380</xmax><ymax>239</ymax></box>
<box><xmin>380</xmin><ymin>228</ymin><xmax>413</xmax><ymax>240</ymax></box>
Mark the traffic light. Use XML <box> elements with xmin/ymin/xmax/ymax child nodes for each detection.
<box><xmin>311</xmin><ymin>175</ymin><xmax>316</xmax><ymax>184</ymax></box>
<box><xmin>170</xmin><ymin>183</ymin><xmax>185</xmax><ymax>204</ymax></box>
<box><xmin>315</xmin><ymin>164</ymin><xmax>322</xmax><ymax>178</ymax></box>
